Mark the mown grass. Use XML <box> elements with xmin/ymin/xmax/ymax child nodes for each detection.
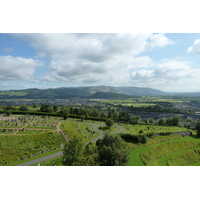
<box><xmin>60</xmin><ymin>120</ymin><xmax>99</xmax><ymax>141</ymax></box>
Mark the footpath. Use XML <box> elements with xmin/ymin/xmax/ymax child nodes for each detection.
<box><xmin>16</xmin><ymin>122</ymin><xmax>125</xmax><ymax>166</ymax></box>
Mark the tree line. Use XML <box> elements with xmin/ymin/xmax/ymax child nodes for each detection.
<box><xmin>62</xmin><ymin>133</ymin><xmax>129</xmax><ymax>166</ymax></box>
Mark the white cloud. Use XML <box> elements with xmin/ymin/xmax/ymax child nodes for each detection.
<box><xmin>187</xmin><ymin>39</ymin><xmax>200</xmax><ymax>53</ymax></box>
<box><xmin>130</xmin><ymin>59</ymin><xmax>200</xmax><ymax>92</ymax></box>
<box><xmin>11</xmin><ymin>33</ymin><xmax>174</xmax><ymax>86</ymax></box>
<box><xmin>0</xmin><ymin>55</ymin><xmax>43</xmax><ymax>81</ymax></box>
<box><xmin>127</xmin><ymin>56</ymin><xmax>154</xmax><ymax>69</ymax></box>
<box><xmin>148</xmin><ymin>33</ymin><xmax>174</xmax><ymax>48</ymax></box>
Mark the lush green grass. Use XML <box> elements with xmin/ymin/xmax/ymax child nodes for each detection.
<box><xmin>5</xmin><ymin>148</ymin><xmax>64</xmax><ymax>166</ymax></box>
<box><xmin>27</xmin><ymin>126</ymin><xmax>57</xmax><ymax>130</ymax></box>
<box><xmin>141</xmin><ymin>139</ymin><xmax>198</xmax><ymax>166</ymax></box>
<box><xmin>167</xmin><ymin>147</ymin><xmax>200</xmax><ymax>166</ymax></box>
<box><xmin>60</xmin><ymin>120</ymin><xmax>99</xmax><ymax>141</ymax></box>
<box><xmin>98</xmin><ymin>126</ymin><xmax>120</xmax><ymax>133</ymax></box>
<box><xmin>93</xmin><ymin>99</ymin><xmax>156</xmax><ymax>107</ymax></box>
<box><xmin>128</xmin><ymin>135</ymin><xmax>200</xmax><ymax>166</ymax></box>
<box><xmin>0</xmin><ymin>131</ymin><xmax>65</xmax><ymax>165</ymax></box>
<box><xmin>128</xmin><ymin>135</ymin><xmax>184</xmax><ymax>166</ymax></box>
<box><xmin>121</xmin><ymin>124</ymin><xmax>188</xmax><ymax>135</ymax></box>
<box><xmin>0</xmin><ymin>91</ymin><xmax>27</xmax><ymax>96</ymax></box>
<box><xmin>188</xmin><ymin>161</ymin><xmax>200</xmax><ymax>166</ymax></box>
<box><xmin>32</xmin><ymin>156</ymin><xmax>64</xmax><ymax>166</ymax></box>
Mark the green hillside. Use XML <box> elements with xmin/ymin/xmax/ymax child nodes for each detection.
<box><xmin>0</xmin><ymin>85</ymin><xmax>166</xmax><ymax>99</ymax></box>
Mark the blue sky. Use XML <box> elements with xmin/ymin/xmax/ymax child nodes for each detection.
<box><xmin>1</xmin><ymin>33</ymin><xmax>200</xmax><ymax>92</ymax></box>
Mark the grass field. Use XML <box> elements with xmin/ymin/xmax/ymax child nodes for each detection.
<box><xmin>98</xmin><ymin>126</ymin><xmax>120</xmax><ymax>133</ymax></box>
<box><xmin>92</xmin><ymin>99</ymin><xmax>156</xmax><ymax>107</ymax></box>
<box><xmin>120</xmin><ymin>124</ymin><xmax>188</xmax><ymax>135</ymax></box>
<box><xmin>60</xmin><ymin>120</ymin><xmax>99</xmax><ymax>141</ymax></box>
<box><xmin>128</xmin><ymin>135</ymin><xmax>200</xmax><ymax>166</ymax></box>
<box><xmin>0</xmin><ymin>132</ymin><xmax>65</xmax><ymax>165</ymax></box>
<box><xmin>0</xmin><ymin>114</ymin><xmax>199</xmax><ymax>166</ymax></box>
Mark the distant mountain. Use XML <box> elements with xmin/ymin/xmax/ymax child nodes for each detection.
<box><xmin>0</xmin><ymin>85</ymin><xmax>166</xmax><ymax>99</ymax></box>
<box><xmin>90</xmin><ymin>92</ymin><xmax>137</xmax><ymax>99</ymax></box>
<box><xmin>117</xmin><ymin>86</ymin><xmax>165</xmax><ymax>96</ymax></box>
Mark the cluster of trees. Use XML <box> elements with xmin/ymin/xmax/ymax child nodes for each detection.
<box><xmin>158</xmin><ymin>115</ymin><xmax>182</xmax><ymax>126</ymax></box>
<box><xmin>130</xmin><ymin>104</ymin><xmax>185</xmax><ymax>114</ymax></box>
<box><xmin>2</xmin><ymin>104</ymin><xmax>182</xmax><ymax>127</ymax></box>
<box><xmin>62</xmin><ymin>134</ymin><xmax>129</xmax><ymax>166</ymax></box>
<box><xmin>196</xmin><ymin>122</ymin><xmax>200</xmax><ymax>137</ymax></box>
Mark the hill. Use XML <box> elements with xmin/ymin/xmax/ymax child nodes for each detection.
<box><xmin>90</xmin><ymin>92</ymin><xmax>137</xmax><ymax>99</ymax></box>
<box><xmin>0</xmin><ymin>85</ymin><xmax>166</xmax><ymax>99</ymax></box>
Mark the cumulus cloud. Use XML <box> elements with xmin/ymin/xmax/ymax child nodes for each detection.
<box><xmin>130</xmin><ymin>59</ymin><xmax>200</xmax><ymax>92</ymax></box>
<box><xmin>148</xmin><ymin>33</ymin><xmax>174</xmax><ymax>48</ymax></box>
<box><xmin>0</xmin><ymin>55</ymin><xmax>43</xmax><ymax>81</ymax></box>
<box><xmin>187</xmin><ymin>39</ymin><xmax>200</xmax><ymax>53</ymax></box>
<box><xmin>11</xmin><ymin>33</ymin><xmax>174</xmax><ymax>85</ymax></box>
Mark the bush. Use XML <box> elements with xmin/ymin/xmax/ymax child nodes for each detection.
<box><xmin>139</xmin><ymin>130</ymin><xmax>144</xmax><ymax>134</ymax></box>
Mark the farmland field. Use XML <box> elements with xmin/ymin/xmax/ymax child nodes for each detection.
<box><xmin>92</xmin><ymin>99</ymin><xmax>156</xmax><ymax>107</ymax></box>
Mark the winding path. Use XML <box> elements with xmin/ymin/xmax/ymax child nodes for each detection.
<box><xmin>16</xmin><ymin>121</ymin><xmax>125</xmax><ymax>166</ymax></box>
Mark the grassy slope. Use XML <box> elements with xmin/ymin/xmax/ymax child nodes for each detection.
<box><xmin>0</xmin><ymin>131</ymin><xmax>65</xmax><ymax>165</ymax></box>
<box><xmin>129</xmin><ymin>136</ymin><xmax>200</xmax><ymax>166</ymax></box>
<box><xmin>122</xmin><ymin>124</ymin><xmax>187</xmax><ymax>135</ymax></box>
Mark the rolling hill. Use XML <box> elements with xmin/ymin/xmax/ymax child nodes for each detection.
<box><xmin>0</xmin><ymin>85</ymin><xmax>166</xmax><ymax>99</ymax></box>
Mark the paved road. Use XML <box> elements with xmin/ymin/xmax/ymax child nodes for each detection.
<box><xmin>16</xmin><ymin>151</ymin><xmax>63</xmax><ymax>166</ymax></box>
<box><xmin>16</xmin><ymin>122</ymin><xmax>125</xmax><ymax>166</ymax></box>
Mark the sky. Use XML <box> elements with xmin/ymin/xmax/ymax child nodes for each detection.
<box><xmin>1</xmin><ymin>33</ymin><xmax>200</xmax><ymax>92</ymax></box>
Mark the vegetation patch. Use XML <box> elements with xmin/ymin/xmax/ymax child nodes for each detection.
<box><xmin>98</xmin><ymin>126</ymin><xmax>120</xmax><ymax>133</ymax></box>
<box><xmin>0</xmin><ymin>132</ymin><xmax>65</xmax><ymax>165</ymax></box>
<box><xmin>167</xmin><ymin>148</ymin><xmax>200</xmax><ymax>166</ymax></box>
<box><xmin>141</xmin><ymin>140</ymin><xmax>198</xmax><ymax>166</ymax></box>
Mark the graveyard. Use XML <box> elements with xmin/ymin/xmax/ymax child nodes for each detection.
<box><xmin>0</xmin><ymin>113</ymin><xmax>199</xmax><ymax>166</ymax></box>
<box><xmin>0</xmin><ymin>115</ymin><xmax>103</xmax><ymax>165</ymax></box>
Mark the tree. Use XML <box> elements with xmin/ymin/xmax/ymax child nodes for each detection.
<box><xmin>62</xmin><ymin>113</ymin><xmax>69</xmax><ymax>120</ymax></box>
<box><xmin>96</xmin><ymin>134</ymin><xmax>129</xmax><ymax>166</ymax></box>
<box><xmin>81</xmin><ymin>142</ymin><xmax>99</xmax><ymax>166</ymax></box>
<box><xmin>196</xmin><ymin>121</ymin><xmax>200</xmax><ymax>137</ymax></box>
<box><xmin>53</xmin><ymin>105</ymin><xmax>59</xmax><ymax>112</ymax></box>
<box><xmin>166</xmin><ymin>118</ymin><xmax>173</xmax><ymax>126</ymax></box>
<box><xmin>113</xmin><ymin>111</ymin><xmax>119</xmax><ymax>120</ymax></box>
<box><xmin>172</xmin><ymin>115</ymin><xmax>181</xmax><ymax>126</ymax></box>
<box><xmin>132</xmin><ymin>115</ymin><xmax>140</xmax><ymax>124</ymax></box>
<box><xmin>4</xmin><ymin>105</ymin><xmax>14</xmax><ymax>111</ymax></box>
<box><xmin>158</xmin><ymin>118</ymin><xmax>165</xmax><ymax>125</ymax></box>
<box><xmin>19</xmin><ymin>104</ymin><xmax>29</xmax><ymax>111</ymax></box>
<box><xmin>149</xmin><ymin>118</ymin><xmax>154</xmax><ymax>124</ymax></box>
<box><xmin>59</xmin><ymin>107</ymin><xmax>70</xmax><ymax>120</ymax></box>
<box><xmin>62</xmin><ymin>135</ymin><xmax>84</xmax><ymax>166</ymax></box>
<box><xmin>32</xmin><ymin>103</ymin><xmax>38</xmax><ymax>108</ymax></box>
<box><xmin>40</xmin><ymin>104</ymin><xmax>53</xmax><ymax>112</ymax></box>
<box><xmin>105</xmin><ymin>119</ymin><xmax>114</xmax><ymax>127</ymax></box>
<box><xmin>5</xmin><ymin>110</ymin><xmax>12</xmax><ymax>116</ymax></box>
